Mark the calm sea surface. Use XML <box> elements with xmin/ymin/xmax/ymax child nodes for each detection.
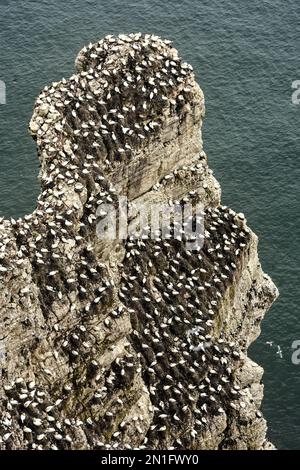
<box><xmin>0</xmin><ymin>0</ymin><xmax>300</xmax><ymax>449</ymax></box>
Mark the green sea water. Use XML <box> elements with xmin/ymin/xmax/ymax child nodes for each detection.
<box><xmin>0</xmin><ymin>0</ymin><xmax>300</xmax><ymax>449</ymax></box>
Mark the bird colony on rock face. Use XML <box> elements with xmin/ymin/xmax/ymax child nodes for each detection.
<box><xmin>9</xmin><ymin>33</ymin><xmax>197</xmax><ymax>316</ymax></box>
<box><xmin>121</xmin><ymin>205</ymin><xmax>251</xmax><ymax>449</ymax></box>
<box><xmin>0</xmin><ymin>34</ymin><xmax>274</xmax><ymax>450</ymax></box>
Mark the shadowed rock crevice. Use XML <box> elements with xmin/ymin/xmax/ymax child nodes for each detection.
<box><xmin>0</xmin><ymin>33</ymin><xmax>278</xmax><ymax>450</ymax></box>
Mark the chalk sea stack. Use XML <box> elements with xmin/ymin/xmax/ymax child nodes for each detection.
<box><xmin>0</xmin><ymin>34</ymin><xmax>278</xmax><ymax>450</ymax></box>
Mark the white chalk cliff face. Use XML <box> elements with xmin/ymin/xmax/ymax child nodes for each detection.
<box><xmin>0</xmin><ymin>34</ymin><xmax>278</xmax><ymax>450</ymax></box>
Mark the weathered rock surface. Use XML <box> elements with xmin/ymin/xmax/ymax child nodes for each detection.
<box><xmin>0</xmin><ymin>33</ymin><xmax>278</xmax><ymax>450</ymax></box>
